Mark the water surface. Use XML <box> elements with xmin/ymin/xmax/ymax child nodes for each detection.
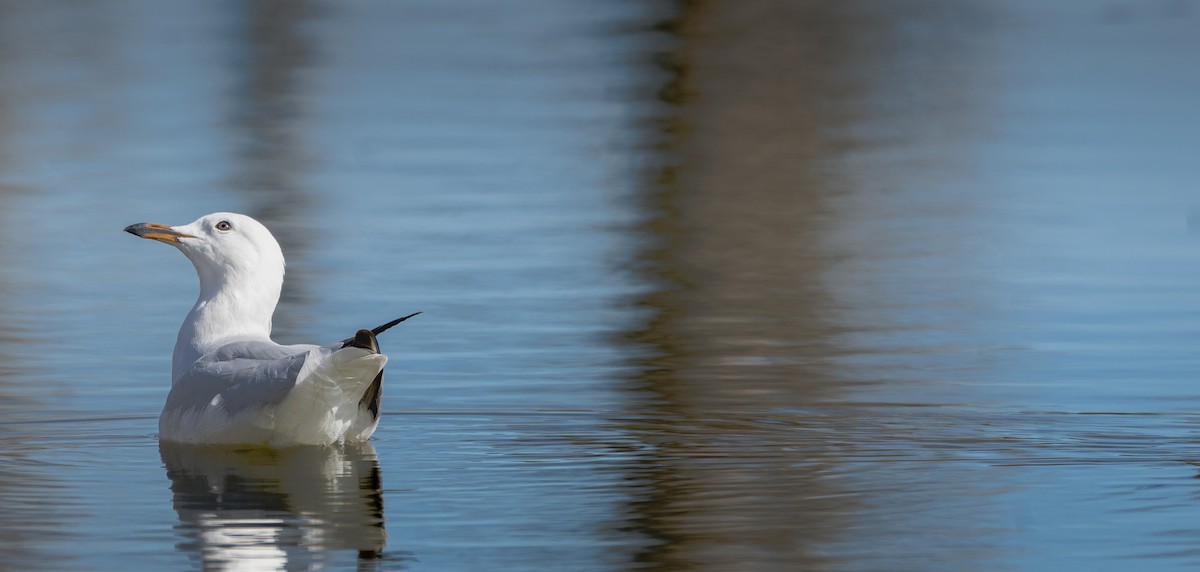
<box><xmin>1</xmin><ymin>1</ymin><xmax>1199</xmax><ymax>570</ymax></box>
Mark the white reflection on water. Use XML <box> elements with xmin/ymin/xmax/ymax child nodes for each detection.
<box><xmin>161</xmin><ymin>442</ymin><xmax>392</xmax><ymax>570</ymax></box>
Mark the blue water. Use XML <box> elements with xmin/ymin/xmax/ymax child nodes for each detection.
<box><xmin>1</xmin><ymin>1</ymin><xmax>1199</xmax><ymax>570</ymax></box>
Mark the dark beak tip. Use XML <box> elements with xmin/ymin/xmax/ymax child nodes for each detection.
<box><xmin>124</xmin><ymin>222</ymin><xmax>192</xmax><ymax>242</ymax></box>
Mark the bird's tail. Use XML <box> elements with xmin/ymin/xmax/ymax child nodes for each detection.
<box><xmin>342</xmin><ymin>328</ymin><xmax>385</xmax><ymax>418</ymax></box>
<box><xmin>274</xmin><ymin>344</ymin><xmax>387</xmax><ymax>444</ymax></box>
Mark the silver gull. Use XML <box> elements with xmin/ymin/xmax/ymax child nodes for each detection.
<box><xmin>125</xmin><ymin>212</ymin><xmax>417</xmax><ymax>446</ymax></box>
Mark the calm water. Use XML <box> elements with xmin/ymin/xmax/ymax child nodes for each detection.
<box><xmin>1</xmin><ymin>1</ymin><xmax>1199</xmax><ymax>570</ymax></box>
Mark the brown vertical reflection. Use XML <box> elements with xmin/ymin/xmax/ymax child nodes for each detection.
<box><xmin>623</xmin><ymin>1</ymin><xmax>991</xmax><ymax>569</ymax></box>
<box><xmin>632</xmin><ymin>2</ymin><xmax>858</xmax><ymax>409</ymax></box>
<box><xmin>226</xmin><ymin>0</ymin><xmax>318</xmax><ymax>340</ymax></box>
<box><xmin>624</xmin><ymin>3</ymin><xmax>856</xmax><ymax>569</ymax></box>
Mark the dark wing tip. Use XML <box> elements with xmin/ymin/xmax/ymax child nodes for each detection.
<box><xmin>359</xmin><ymin>371</ymin><xmax>384</xmax><ymax>419</ymax></box>
<box><xmin>371</xmin><ymin>312</ymin><xmax>422</xmax><ymax>336</ymax></box>
<box><xmin>339</xmin><ymin>312</ymin><xmax>420</xmax><ymax>349</ymax></box>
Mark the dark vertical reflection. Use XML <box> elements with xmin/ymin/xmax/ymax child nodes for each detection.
<box><xmin>226</xmin><ymin>0</ymin><xmax>318</xmax><ymax>340</ymax></box>
<box><xmin>623</xmin><ymin>3</ymin><xmax>853</xmax><ymax>569</ymax></box>
<box><xmin>623</xmin><ymin>1</ymin><xmax>993</xmax><ymax>569</ymax></box>
<box><xmin>161</xmin><ymin>442</ymin><xmax>393</xmax><ymax>569</ymax></box>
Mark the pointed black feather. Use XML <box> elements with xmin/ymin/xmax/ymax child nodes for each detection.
<box><xmin>340</xmin><ymin>312</ymin><xmax>420</xmax><ymax>349</ymax></box>
<box><xmin>371</xmin><ymin>312</ymin><xmax>422</xmax><ymax>336</ymax></box>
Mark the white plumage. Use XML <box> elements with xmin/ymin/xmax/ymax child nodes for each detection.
<box><xmin>126</xmin><ymin>212</ymin><xmax>412</xmax><ymax>446</ymax></box>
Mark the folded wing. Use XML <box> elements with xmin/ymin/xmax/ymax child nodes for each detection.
<box><xmin>161</xmin><ymin>339</ymin><xmax>386</xmax><ymax>445</ymax></box>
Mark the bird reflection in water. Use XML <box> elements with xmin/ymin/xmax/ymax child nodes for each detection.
<box><xmin>160</xmin><ymin>441</ymin><xmax>394</xmax><ymax>570</ymax></box>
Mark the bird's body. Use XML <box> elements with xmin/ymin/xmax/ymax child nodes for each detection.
<box><xmin>159</xmin><ymin>338</ymin><xmax>385</xmax><ymax>445</ymax></box>
<box><xmin>126</xmin><ymin>212</ymin><xmax>413</xmax><ymax>447</ymax></box>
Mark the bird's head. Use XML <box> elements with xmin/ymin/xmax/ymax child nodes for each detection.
<box><xmin>125</xmin><ymin>212</ymin><xmax>285</xmax><ymax>289</ymax></box>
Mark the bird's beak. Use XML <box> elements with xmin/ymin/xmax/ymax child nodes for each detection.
<box><xmin>124</xmin><ymin>222</ymin><xmax>195</xmax><ymax>244</ymax></box>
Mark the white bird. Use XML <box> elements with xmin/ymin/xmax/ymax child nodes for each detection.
<box><xmin>125</xmin><ymin>212</ymin><xmax>417</xmax><ymax>446</ymax></box>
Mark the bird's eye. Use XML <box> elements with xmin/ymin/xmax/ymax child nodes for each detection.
<box><xmin>215</xmin><ymin>220</ymin><xmax>233</xmax><ymax>232</ymax></box>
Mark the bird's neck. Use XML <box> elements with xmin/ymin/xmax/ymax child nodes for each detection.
<box><xmin>171</xmin><ymin>267</ymin><xmax>282</xmax><ymax>383</ymax></box>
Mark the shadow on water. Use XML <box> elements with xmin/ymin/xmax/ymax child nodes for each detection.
<box><xmin>160</xmin><ymin>441</ymin><xmax>405</xmax><ymax>570</ymax></box>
